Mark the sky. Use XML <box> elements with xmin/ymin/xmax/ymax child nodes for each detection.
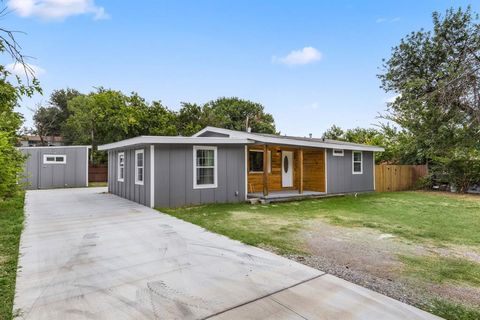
<box><xmin>3</xmin><ymin>0</ymin><xmax>479</xmax><ymax>137</ymax></box>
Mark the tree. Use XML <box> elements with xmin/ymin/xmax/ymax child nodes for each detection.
<box><xmin>32</xmin><ymin>106</ymin><xmax>62</xmax><ymax>144</ymax></box>
<box><xmin>176</xmin><ymin>102</ymin><xmax>204</xmax><ymax>136</ymax></box>
<box><xmin>64</xmin><ymin>89</ymin><xmax>179</xmax><ymax>163</ymax></box>
<box><xmin>378</xmin><ymin>7</ymin><xmax>480</xmax><ymax>191</ymax></box>
<box><xmin>0</xmin><ymin>9</ymin><xmax>42</xmax><ymax>198</ymax></box>
<box><xmin>202</xmin><ymin>97</ymin><xmax>276</xmax><ymax>134</ymax></box>
<box><xmin>32</xmin><ymin>88</ymin><xmax>82</xmax><ymax>141</ymax></box>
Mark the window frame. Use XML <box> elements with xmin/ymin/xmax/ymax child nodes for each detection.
<box><xmin>193</xmin><ymin>145</ymin><xmax>218</xmax><ymax>189</ymax></box>
<box><xmin>43</xmin><ymin>154</ymin><xmax>66</xmax><ymax>164</ymax></box>
<box><xmin>135</xmin><ymin>149</ymin><xmax>144</xmax><ymax>185</ymax></box>
<box><xmin>332</xmin><ymin>149</ymin><xmax>344</xmax><ymax>157</ymax></box>
<box><xmin>117</xmin><ymin>152</ymin><xmax>125</xmax><ymax>182</ymax></box>
<box><xmin>352</xmin><ymin>151</ymin><xmax>363</xmax><ymax>174</ymax></box>
<box><xmin>248</xmin><ymin>150</ymin><xmax>272</xmax><ymax>173</ymax></box>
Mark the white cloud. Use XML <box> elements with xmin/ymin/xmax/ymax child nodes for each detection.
<box><xmin>376</xmin><ymin>17</ymin><xmax>401</xmax><ymax>23</ymax></box>
<box><xmin>7</xmin><ymin>63</ymin><xmax>46</xmax><ymax>78</ymax></box>
<box><xmin>273</xmin><ymin>47</ymin><xmax>322</xmax><ymax>66</ymax></box>
<box><xmin>8</xmin><ymin>0</ymin><xmax>109</xmax><ymax>21</ymax></box>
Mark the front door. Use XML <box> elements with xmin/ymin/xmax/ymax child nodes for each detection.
<box><xmin>282</xmin><ymin>151</ymin><xmax>293</xmax><ymax>187</ymax></box>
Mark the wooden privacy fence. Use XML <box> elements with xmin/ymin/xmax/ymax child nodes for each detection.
<box><xmin>88</xmin><ymin>164</ymin><xmax>108</xmax><ymax>182</ymax></box>
<box><xmin>375</xmin><ymin>164</ymin><xmax>428</xmax><ymax>192</ymax></box>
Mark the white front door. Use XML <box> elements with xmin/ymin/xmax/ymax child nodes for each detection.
<box><xmin>282</xmin><ymin>151</ymin><xmax>293</xmax><ymax>187</ymax></box>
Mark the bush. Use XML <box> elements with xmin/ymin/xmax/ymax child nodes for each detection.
<box><xmin>0</xmin><ymin>132</ymin><xmax>24</xmax><ymax>199</ymax></box>
<box><xmin>431</xmin><ymin>155</ymin><xmax>480</xmax><ymax>193</ymax></box>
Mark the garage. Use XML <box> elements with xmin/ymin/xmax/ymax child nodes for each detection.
<box><xmin>19</xmin><ymin>146</ymin><xmax>90</xmax><ymax>189</ymax></box>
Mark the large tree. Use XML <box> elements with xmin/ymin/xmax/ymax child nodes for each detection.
<box><xmin>203</xmin><ymin>97</ymin><xmax>276</xmax><ymax>133</ymax></box>
<box><xmin>32</xmin><ymin>88</ymin><xmax>82</xmax><ymax>142</ymax></box>
<box><xmin>378</xmin><ymin>7</ymin><xmax>480</xmax><ymax>191</ymax></box>
<box><xmin>0</xmin><ymin>15</ymin><xmax>41</xmax><ymax>198</ymax></box>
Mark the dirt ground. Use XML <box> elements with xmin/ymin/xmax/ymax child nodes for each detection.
<box><xmin>281</xmin><ymin>220</ymin><xmax>480</xmax><ymax>311</ymax></box>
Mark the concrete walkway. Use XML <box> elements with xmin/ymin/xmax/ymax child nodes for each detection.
<box><xmin>14</xmin><ymin>188</ymin><xmax>440</xmax><ymax>320</ymax></box>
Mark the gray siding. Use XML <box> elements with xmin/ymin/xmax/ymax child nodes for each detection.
<box><xmin>20</xmin><ymin>147</ymin><xmax>88</xmax><ymax>190</ymax></box>
<box><xmin>154</xmin><ymin>144</ymin><xmax>245</xmax><ymax>208</ymax></box>
<box><xmin>326</xmin><ymin>149</ymin><xmax>374</xmax><ymax>194</ymax></box>
<box><xmin>108</xmin><ymin>146</ymin><xmax>151</xmax><ymax>207</ymax></box>
<box><xmin>108</xmin><ymin>144</ymin><xmax>245</xmax><ymax>208</ymax></box>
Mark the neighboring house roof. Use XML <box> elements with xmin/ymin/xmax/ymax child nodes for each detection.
<box><xmin>98</xmin><ymin>136</ymin><xmax>253</xmax><ymax>151</ymax></box>
<box><xmin>193</xmin><ymin>127</ymin><xmax>385</xmax><ymax>152</ymax></box>
<box><xmin>23</xmin><ymin>135</ymin><xmax>64</xmax><ymax>142</ymax></box>
<box><xmin>18</xmin><ymin>145</ymin><xmax>91</xmax><ymax>150</ymax></box>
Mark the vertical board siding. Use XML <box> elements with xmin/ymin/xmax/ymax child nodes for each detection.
<box><xmin>108</xmin><ymin>146</ymin><xmax>150</xmax><ymax>206</ymax></box>
<box><xmin>20</xmin><ymin>147</ymin><xmax>88</xmax><ymax>190</ymax></box>
<box><xmin>246</xmin><ymin>146</ymin><xmax>326</xmax><ymax>193</ymax></box>
<box><xmin>154</xmin><ymin>144</ymin><xmax>246</xmax><ymax>208</ymax></box>
<box><xmin>326</xmin><ymin>149</ymin><xmax>374</xmax><ymax>194</ymax></box>
<box><xmin>375</xmin><ymin>164</ymin><xmax>428</xmax><ymax>192</ymax></box>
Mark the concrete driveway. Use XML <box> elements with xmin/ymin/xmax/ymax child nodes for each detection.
<box><xmin>14</xmin><ymin>188</ymin><xmax>439</xmax><ymax>320</ymax></box>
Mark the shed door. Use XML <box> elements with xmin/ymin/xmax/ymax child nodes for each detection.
<box><xmin>282</xmin><ymin>151</ymin><xmax>293</xmax><ymax>187</ymax></box>
<box><xmin>39</xmin><ymin>153</ymin><xmax>67</xmax><ymax>189</ymax></box>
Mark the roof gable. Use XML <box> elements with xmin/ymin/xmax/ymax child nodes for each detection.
<box><xmin>193</xmin><ymin>126</ymin><xmax>385</xmax><ymax>152</ymax></box>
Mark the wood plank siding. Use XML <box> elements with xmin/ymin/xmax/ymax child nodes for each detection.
<box><xmin>247</xmin><ymin>146</ymin><xmax>325</xmax><ymax>193</ymax></box>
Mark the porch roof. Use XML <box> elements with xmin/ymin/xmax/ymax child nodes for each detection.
<box><xmin>193</xmin><ymin>127</ymin><xmax>385</xmax><ymax>152</ymax></box>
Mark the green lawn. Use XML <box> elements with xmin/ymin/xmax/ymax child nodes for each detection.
<box><xmin>162</xmin><ymin>191</ymin><xmax>480</xmax><ymax>320</ymax></box>
<box><xmin>0</xmin><ymin>192</ymin><xmax>25</xmax><ymax>320</ymax></box>
<box><xmin>163</xmin><ymin>192</ymin><xmax>480</xmax><ymax>251</ymax></box>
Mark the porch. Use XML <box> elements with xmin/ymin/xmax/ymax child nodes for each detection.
<box><xmin>246</xmin><ymin>144</ymin><xmax>326</xmax><ymax>200</ymax></box>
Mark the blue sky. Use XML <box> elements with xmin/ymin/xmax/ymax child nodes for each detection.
<box><xmin>4</xmin><ymin>0</ymin><xmax>478</xmax><ymax>136</ymax></box>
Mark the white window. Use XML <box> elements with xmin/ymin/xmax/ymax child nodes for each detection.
<box><xmin>117</xmin><ymin>152</ymin><xmax>125</xmax><ymax>182</ymax></box>
<box><xmin>352</xmin><ymin>151</ymin><xmax>363</xmax><ymax>174</ymax></box>
<box><xmin>135</xmin><ymin>149</ymin><xmax>144</xmax><ymax>185</ymax></box>
<box><xmin>193</xmin><ymin>146</ymin><xmax>217</xmax><ymax>189</ymax></box>
<box><xmin>248</xmin><ymin>150</ymin><xmax>272</xmax><ymax>173</ymax></box>
<box><xmin>333</xmin><ymin>149</ymin><xmax>344</xmax><ymax>156</ymax></box>
<box><xmin>43</xmin><ymin>154</ymin><xmax>66</xmax><ymax>164</ymax></box>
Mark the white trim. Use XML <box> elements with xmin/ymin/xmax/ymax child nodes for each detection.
<box><xmin>192</xmin><ymin>126</ymin><xmax>385</xmax><ymax>152</ymax></box>
<box><xmin>43</xmin><ymin>154</ymin><xmax>66</xmax><ymax>164</ymax></box>
<box><xmin>98</xmin><ymin>136</ymin><xmax>252</xmax><ymax>151</ymax></box>
<box><xmin>244</xmin><ymin>145</ymin><xmax>248</xmax><ymax>200</ymax></box>
<box><xmin>193</xmin><ymin>145</ymin><xmax>218</xmax><ymax>189</ymax></box>
<box><xmin>117</xmin><ymin>152</ymin><xmax>125</xmax><ymax>182</ymax></box>
<box><xmin>352</xmin><ymin>151</ymin><xmax>363</xmax><ymax>175</ymax></box>
<box><xmin>19</xmin><ymin>145</ymin><xmax>91</xmax><ymax>149</ymax></box>
<box><xmin>248</xmin><ymin>149</ymin><xmax>271</xmax><ymax>173</ymax></box>
<box><xmin>332</xmin><ymin>149</ymin><xmax>344</xmax><ymax>156</ymax></box>
<box><xmin>135</xmin><ymin>149</ymin><xmax>145</xmax><ymax>185</ymax></box>
<box><xmin>373</xmin><ymin>152</ymin><xmax>376</xmax><ymax>191</ymax></box>
<box><xmin>85</xmin><ymin>148</ymin><xmax>89</xmax><ymax>186</ymax></box>
<box><xmin>150</xmin><ymin>145</ymin><xmax>155</xmax><ymax>208</ymax></box>
<box><xmin>325</xmin><ymin>149</ymin><xmax>328</xmax><ymax>193</ymax></box>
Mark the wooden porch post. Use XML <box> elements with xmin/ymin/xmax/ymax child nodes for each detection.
<box><xmin>299</xmin><ymin>148</ymin><xmax>304</xmax><ymax>194</ymax></box>
<box><xmin>263</xmin><ymin>144</ymin><xmax>269</xmax><ymax>196</ymax></box>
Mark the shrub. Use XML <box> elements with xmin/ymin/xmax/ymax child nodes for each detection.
<box><xmin>0</xmin><ymin>132</ymin><xmax>24</xmax><ymax>199</ymax></box>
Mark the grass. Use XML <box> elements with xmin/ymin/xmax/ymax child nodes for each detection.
<box><xmin>428</xmin><ymin>299</ymin><xmax>480</xmax><ymax>320</ymax></box>
<box><xmin>0</xmin><ymin>192</ymin><xmax>25</xmax><ymax>320</ymax></box>
<box><xmin>88</xmin><ymin>182</ymin><xmax>107</xmax><ymax>187</ymax></box>
<box><xmin>162</xmin><ymin>191</ymin><xmax>480</xmax><ymax>320</ymax></box>
<box><xmin>163</xmin><ymin>191</ymin><xmax>480</xmax><ymax>250</ymax></box>
<box><xmin>400</xmin><ymin>255</ymin><xmax>480</xmax><ymax>287</ymax></box>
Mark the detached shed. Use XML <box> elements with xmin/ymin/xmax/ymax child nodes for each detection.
<box><xmin>19</xmin><ymin>146</ymin><xmax>90</xmax><ymax>190</ymax></box>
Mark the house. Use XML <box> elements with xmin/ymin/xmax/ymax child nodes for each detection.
<box><xmin>19</xmin><ymin>146</ymin><xmax>90</xmax><ymax>189</ymax></box>
<box><xmin>98</xmin><ymin>127</ymin><xmax>384</xmax><ymax>208</ymax></box>
<box><xmin>20</xmin><ymin>135</ymin><xmax>64</xmax><ymax>147</ymax></box>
